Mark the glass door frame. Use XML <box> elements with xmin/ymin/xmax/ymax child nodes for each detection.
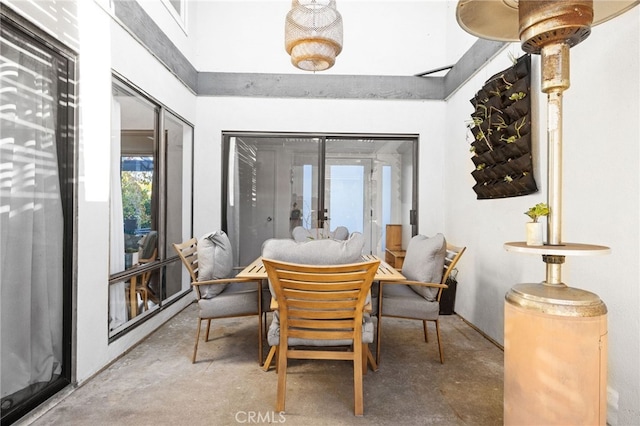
<box><xmin>222</xmin><ymin>131</ymin><xmax>418</xmax><ymax>258</ymax></box>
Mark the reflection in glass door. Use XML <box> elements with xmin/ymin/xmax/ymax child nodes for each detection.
<box><xmin>325</xmin><ymin>137</ymin><xmax>414</xmax><ymax>255</ymax></box>
<box><xmin>324</xmin><ymin>159</ymin><xmax>370</xmax><ymax>251</ymax></box>
<box><xmin>224</xmin><ymin>134</ymin><xmax>416</xmax><ymax>264</ymax></box>
<box><xmin>226</xmin><ymin>136</ymin><xmax>321</xmax><ymax>266</ymax></box>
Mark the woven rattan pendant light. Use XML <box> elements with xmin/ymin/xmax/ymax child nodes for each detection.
<box><xmin>285</xmin><ymin>0</ymin><xmax>343</xmax><ymax>71</ymax></box>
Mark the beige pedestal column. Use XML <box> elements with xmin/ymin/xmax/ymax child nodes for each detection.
<box><xmin>504</xmin><ymin>283</ymin><xmax>608</xmax><ymax>425</ymax></box>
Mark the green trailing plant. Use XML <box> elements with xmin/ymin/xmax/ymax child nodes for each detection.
<box><xmin>508</xmin><ymin>51</ymin><xmax>518</xmax><ymax>64</ymax></box>
<box><xmin>492</xmin><ymin>115</ymin><xmax>508</xmax><ymax>131</ymax></box>
<box><xmin>476</xmin><ymin>163</ymin><xmax>486</xmax><ymax>171</ymax></box>
<box><xmin>501</xmin><ymin>75</ymin><xmax>513</xmax><ymax>90</ymax></box>
<box><xmin>509</xmin><ymin>92</ymin><xmax>526</xmax><ymax>101</ymax></box>
<box><xmin>475</xmin><ymin>126</ymin><xmax>492</xmax><ymax>150</ymax></box>
<box><xmin>514</xmin><ymin>116</ymin><xmax>527</xmax><ymax>136</ymax></box>
<box><xmin>465</xmin><ymin>117</ymin><xmax>483</xmax><ymax>129</ymax></box>
<box><xmin>525</xmin><ymin>202</ymin><xmax>550</xmax><ymax>222</ymax></box>
<box><xmin>502</xmin><ymin>116</ymin><xmax>528</xmax><ymax>144</ymax></box>
<box><xmin>475</xmin><ymin>103</ymin><xmax>488</xmax><ymax>119</ymax></box>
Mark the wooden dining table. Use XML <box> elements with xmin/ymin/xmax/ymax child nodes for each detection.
<box><xmin>236</xmin><ymin>253</ymin><xmax>406</xmax><ymax>282</ymax></box>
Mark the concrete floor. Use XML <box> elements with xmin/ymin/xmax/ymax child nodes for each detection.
<box><xmin>21</xmin><ymin>304</ymin><xmax>504</xmax><ymax>426</ymax></box>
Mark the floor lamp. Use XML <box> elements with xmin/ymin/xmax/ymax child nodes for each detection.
<box><xmin>456</xmin><ymin>1</ymin><xmax>638</xmax><ymax>424</ymax></box>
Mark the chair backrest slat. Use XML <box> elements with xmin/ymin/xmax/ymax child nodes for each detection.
<box><xmin>441</xmin><ymin>244</ymin><xmax>466</xmax><ymax>285</ymax></box>
<box><xmin>173</xmin><ymin>238</ymin><xmax>199</xmax><ymax>283</ymax></box>
<box><xmin>263</xmin><ymin>258</ymin><xmax>379</xmax><ymax>343</ymax></box>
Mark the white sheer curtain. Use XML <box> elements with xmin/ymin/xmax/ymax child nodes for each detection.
<box><xmin>1</xmin><ymin>35</ymin><xmax>63</xmax><ymax>398</ymax></box>
<box><xmin>109</xmin><ymin>99</ymin><xmax>127</xmax><ymax>330</ymax></box>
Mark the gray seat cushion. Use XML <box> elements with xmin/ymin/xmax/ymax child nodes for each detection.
<box><xmin>267</xmin><ymin>312</ymin><xmax>375</xmax><ymax>347</ymax></box>
<box><xmin>381</xmin><ymin>283</ymin><xmax>439</xmax><ymax>321</ymax></box>
<box><xmin>198</xmin><ymin>281</ymin><xmax>259</xmax><ymax>318</ymax></box>
<box><xmin>402</xmin><ymin>233</ymin><xmax>446</xmax><ymax>301</ymax></box>
<box><xmin>197</xmin><ymin>230</ymin><xmax>234</xmax><ymax>298</ymax></box>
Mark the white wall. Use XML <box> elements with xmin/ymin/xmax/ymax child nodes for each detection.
<box><xmin>76</xmin><ymin>0</ymin><xmax>199</xmax><ymax>381</ymax></box>
<box><xmin>3</xmin><ymin>0</ymin><xmax>197</xmax><ymax>384</ymax></box>
<box><xmin>445</xmin><ymin>8</ymin><xmax>640</xmax><ymax>425</ymax></box>
<box><xmin>193</xmin><ymin>97</ymin><xmax>446</xmax><ymax>237</ymax></box>
<box><xmin>75</xmin><ymin>1</ymin><xmax>197</xmax><ymax>383</ymax></box>
<box><xmin>138</xmin><ymin>0</ymin><xmax>195</xmax><ymax>62</ymax></box>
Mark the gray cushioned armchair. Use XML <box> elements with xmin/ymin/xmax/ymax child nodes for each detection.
<box><xmin>376</xmin><ymin>234</ymin><xmax>466</xmax><ymax>364</ymax></box>
<box><xmin>173</xmin><ymin>231</ymin><xmax>263</xmax><ymax>364</ymax></box>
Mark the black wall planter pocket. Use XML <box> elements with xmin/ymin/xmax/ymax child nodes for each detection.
<box><xmin>468</xmin><ymin>54</ymin><xmax>538</xmax><ymax>199</ymax></box>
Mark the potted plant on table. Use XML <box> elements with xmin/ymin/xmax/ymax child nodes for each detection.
<box><xmin>524</xmin><ymin>202</ymin><xmax>550</xmax><ymax>246</ymax></box>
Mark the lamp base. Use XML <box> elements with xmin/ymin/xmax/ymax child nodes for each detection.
<box><xmin>504</xmin><ymin>283</ymin><xmax>607</xmax><ymax>425</ymax></box>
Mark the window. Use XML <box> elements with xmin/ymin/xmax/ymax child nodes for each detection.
<box><xmin>109</xmin><ymin>75</ymin><xmax>193</xmax><ymax>337</ymax></box>
<box><xmin>162</xmin><ymin>0</ymin><xmax>187</xmax><ymax>29</ymax></box>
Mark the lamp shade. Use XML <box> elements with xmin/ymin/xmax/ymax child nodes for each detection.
<box><xmin>456</xmin><ymin>0</ymin><xmax>639</xmax><ymax>43</ymax></box>
<box><xmin>285</xmin><ymin>0</ymin><xmax>343</xmax><ymax>71</ymax></box>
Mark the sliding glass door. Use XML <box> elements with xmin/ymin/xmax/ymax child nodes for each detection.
<box><xmin>1</xmin><ymin>11</ymin><xmax>75</xmax><ymax>423</ymax></box>
<box><xmin>224</xmin><ymin>133</ymin><xmax>416</xmax><ymax>265</ymax></box>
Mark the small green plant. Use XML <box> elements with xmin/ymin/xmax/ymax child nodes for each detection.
<box><xmin>525</xmin><ymin>202</ymin><xmax>550</xmax><ymax>222</ymax></box>
<box><xmin>492</xmin><ymin>115</ymin><xmax>508</xmax><ymax>131</ymax></box>
<box><xmin>469</xmin><ymin>116</ymin><xmax>483</xmax><ymax>127</ymax></box>
<box><xmin>476</xmin><ymin>163</ymin><xmax>486</xmax><ymax>171</ymax></box>
<box><xmin>500</xmin><ymin>75</ymin><xmax>513</xmax><ymax>90</ymax></box>
<box><xmin>501</xmin><ymin>116</ymin><xmax>528</xmax><ymax>144</ymax></box>
<box><xmin>508</xmin><ymin>92</ymin><xmax>526</xmax><ymax>101</ymax></box>
<box><xmin>504</xmin><ymin>175</ymin><xmax>513</xmax><ymax>183</ymax></box>
<box><xmin>475</xmin><ymin>104</ymin><xmax>488</xmax><ymax>119</ymax></box>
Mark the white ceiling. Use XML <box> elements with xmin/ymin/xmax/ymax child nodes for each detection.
<box><xmin>188</xmin><ymin>0</ymin><xmax>479</xmax><ymax>76</ymax></box>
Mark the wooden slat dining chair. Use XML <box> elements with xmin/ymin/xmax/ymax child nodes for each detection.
<box><xmin>262</xmin><ymin>258</ymin><xmax>379</xmax><ymax>416</ymax></box>
<box><xmin>133</xmin><ymin>231</ymin><xmax>158</xmax><ymax>311</ymax></box>
<box><xmin>173</xmin><ymin>232</ymin><xmax>263</xmax><ymax>364</ymax></box>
